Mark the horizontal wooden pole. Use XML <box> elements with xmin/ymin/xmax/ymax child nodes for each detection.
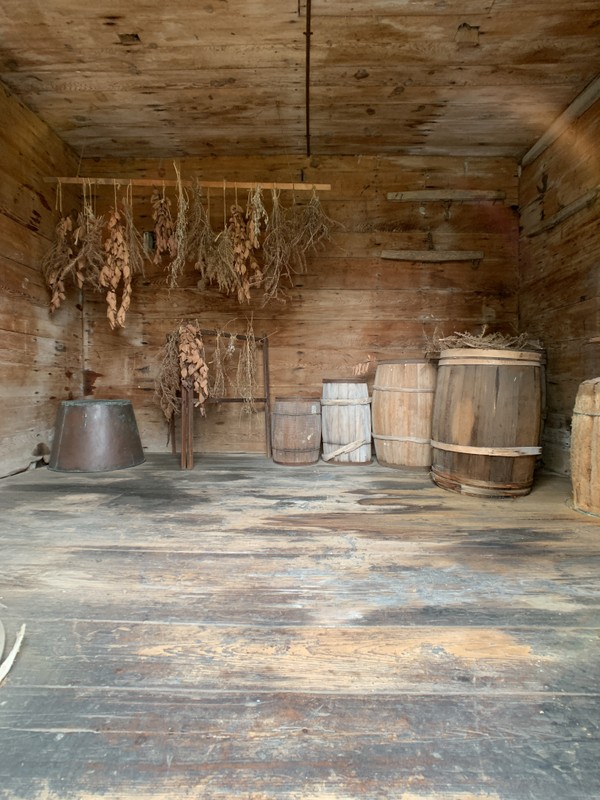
<box><xmin>521</xmin><ymin>74</ymin><xmax>600</xmax><ymax>167</ymax></box>
<box><xmin>386</xmin><ymin>189</ymin><xmax>505</xmax><ymax>203</ymax></box>
<box><xmin>526</xmin><ymin>187</ymin><xmax>599</xmax><ymax>237</ymax></box>
<box><xmin>45</xmin><ymin>177</ymin><xmax>331</xmax><ymax>191</ymax></box>
<box><xmin>380</xmin><ymin>249</ymin><xmax>484</xmax><ymax>262</ymax></box>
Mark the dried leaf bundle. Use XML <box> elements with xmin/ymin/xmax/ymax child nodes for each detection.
<box><xmin>72</xmin><ymin>200</ymin><xmax>105</xmax><ymax>291</ymax></box>
<box><xmin>178</xmin><ymin>321</ymin><xmax>209</xmax><ymax>413</ymax></box>
<box><xmin>41</xmin><ymin>215</ymin><xmax>76</xmax><ymax>312</ymax></box>
<box><xmin>99</xmin><ymin>208</ymin><xmax>132</xmax><ymax>329</ymax></box>
<box><xmin>151</xmin><ymin>189</ymin><xmax>177</xmax><ymax>266</ymax></box>
<box><xmin>228</xmin><ymin>203</ymin><xmax>262</xmax><ymax>304</ymax></box>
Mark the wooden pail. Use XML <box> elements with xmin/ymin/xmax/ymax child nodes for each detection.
<box><xmin>271</xmin><ymin>397</ymin><xmax>322</xmax><ymax>466</ymax></box>
<box><xmin>571</xmin><ymin>377</ymin><xmax>600</xmax><ymax>516</ymax></box>
<box><xmin>430</xmin><ymin>348</ymin><xmax>544</xmax><ymax>496</ymax></box>
<box><xmin>321</xmin><ymin>379</ymin><xmax>372</xmax><ymax>465</ymax></box>
<box><xmin>371</xmin><ymin>359</ymin><xmax>437</xmax><ymax>468</ymax></box>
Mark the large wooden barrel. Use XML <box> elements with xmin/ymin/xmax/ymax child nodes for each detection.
<box><xmin>571</xmin><ymin>377</ymin><xmax>600</xmax><ymax>516</ymax></box>
<box><xmin>271</xmin><ymin>396</ymin><xmax>321</xmax><ymax>466</ymax></box>
<box><xmin>430</xmin><ymin>348</ymin><xmax>544</xmax><ymax>496</ymax></box>
<box><xmin>372</xmin><ymin>359</ymin><xmax>437</xmax><ymax>468</ymax></box>
<box><xmin>321</xmin><ymin>379</ymin><xmax>372</xmax><ymax>465</ymax></box>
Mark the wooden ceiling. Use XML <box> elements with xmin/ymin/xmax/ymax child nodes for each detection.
<box><xmin>0</xmin><ymin>0</ymin><xmax>599</xmax><ymax>160</ymax></box>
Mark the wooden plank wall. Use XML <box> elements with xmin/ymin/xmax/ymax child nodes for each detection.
<box><xmin>77</xmin><ymin>154</ymin><xmax>520</xmax><ymax>456</ymax></box>
<box><xmin>519</xmin><ymin>99</ymin><xmax>600</xmax><ymax>475</ymax></box>
<box><xmin>0</xmin><ymin>81</ymin><xmax>82</xmax><ymax>478</ymax></box>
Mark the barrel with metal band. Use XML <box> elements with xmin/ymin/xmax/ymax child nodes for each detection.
<box><xmin>320</xmin><ymin>378</ymin><xmax>372</xmax><ymax>465</ymax></box>
<box><xmin>371</xmin><ymin>358</ymin><xmax>437</xmax><ymax>468</ymax></box>
<box><xmin>430</xmin><ymin>348</ymin><xmax>544</xmax><ymax>496</ymax></box>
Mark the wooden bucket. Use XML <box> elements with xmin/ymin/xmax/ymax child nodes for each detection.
<box><xmin>271</xmin><ymin>397</ymin><xmax>321</xmax><ymax>466</ymax></box>
<box><xmin>372</xmin><ymin>359</ymin><xmax>437</xmax><ymax>468</ymax></box>
<box><xmin>571</xmin><ymin>377</ymin><xmax>600</xmax><ymax>516</ymax></box>
<box><xmin>321</xmin><ymin>379</ymin><xmax>372</xmax><ymax>465</ymax></box>
<box><xmin>430</xmin><ymin>348</ymin><xmax>544</xmax><ymax>497</ymax></box>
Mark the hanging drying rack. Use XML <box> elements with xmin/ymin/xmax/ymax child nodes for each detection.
<box><xmin>45</xmin><ymin>177</ymin><xmax>331</xmax><ymax>191</ymax></box>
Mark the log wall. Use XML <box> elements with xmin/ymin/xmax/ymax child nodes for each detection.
<box><xmin>519</xmin><ymin>99</ymin><xmax>600</xmax><ymax>475</ymax></box>
<box><xmin>0</xmin><ymin>80</ymin><xmax>81</xmax><ymax>478</ymax></box>
<box><xmin>79</xmin><ymin>155</ymin><xmax>520</xmax><ymax>457</ymax></box>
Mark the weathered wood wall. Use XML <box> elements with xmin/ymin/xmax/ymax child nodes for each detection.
<box><xmin>78</xmin><ymin>155</ymin><xmax>519</xmax><ymax>456</ymax></box>
<box><xmin>0</xmin><ymin>80</ymin><xmax>82</xmax><ymax>478</ymax></box>
<box><xmin>519</xmin><ymin>99</ymin><xmax>600</xmax><ymax>475</ymax></box>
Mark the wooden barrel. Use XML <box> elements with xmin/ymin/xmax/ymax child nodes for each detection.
<box><xmin>271</xmin><ymin>396</ymin><xmax>321</xmax><ymax>465</ymax></box>
<box><xmin>321</xmin><ymin>379</ymin><xmax>372</xmax><ymax>465</ymax></box>
<box><xmin>430</xmin><ymin>348</ymin><xmax>544</xmax><ymax>497</ymax></box>
<box><xmin>371</xmin><ymin>359</ymin><xmax>437</xmax><ymax>468</ymax></box>
<box><xmin>571</xmin><ymin>377</ymin><xmax>600</xmax><ymax>516</ymax></box>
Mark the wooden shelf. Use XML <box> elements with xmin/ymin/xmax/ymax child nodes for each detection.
<box><xmin>386</xmin><ymin>189</ymin><xmax>505</xmax><ymax>203</ymax></box>
<box><xmin>380</xmin><ymin>249</ymin><xmax>484</xmax><ymax>263</ymax></box>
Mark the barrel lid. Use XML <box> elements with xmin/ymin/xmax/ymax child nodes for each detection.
<box><xmin>274</xmin><ymin>395</ymin><xmax>321</xmax><ymax>401</ymax></box>
<box><xmin>376</xmin><ymin>358</ymin><xmax>431</xmax><ymax>365</ymax></box>
<box><xmin>322</xmin><ymin>378</ymin><xmax>368</xmax><ymax>383</ymax></box>
<box><xmin>438</xmin><ymin>348</ymin><xmax>544</xmax><ymax>363</ymax></box>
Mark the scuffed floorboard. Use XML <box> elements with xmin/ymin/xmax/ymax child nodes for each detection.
<box><xmin>0</xmin><ymin>454</ymin><xmax>598</xmax><ymax>799</ymax></box>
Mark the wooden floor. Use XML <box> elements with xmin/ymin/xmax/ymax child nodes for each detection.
<box><xmin>0</xmin><ymin>454</ymin><xmax>599</xmax><ymax>800</ymax></box>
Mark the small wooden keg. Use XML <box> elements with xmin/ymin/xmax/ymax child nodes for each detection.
<box><xmin>271</xmin><ymin>396</ymin><xmax>321</xmax><ymax>465</ymax></box>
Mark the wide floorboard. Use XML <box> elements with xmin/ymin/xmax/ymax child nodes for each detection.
<box><xmin>0</xmin><ymin>454</ymin><xmax>598</xmax><ymax>799</ymax></box>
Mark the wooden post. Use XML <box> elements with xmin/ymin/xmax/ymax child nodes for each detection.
<box><xmin>262</xmin><ymin>335</ymin><xmax>271</xmax><ymax>458</ymax></box>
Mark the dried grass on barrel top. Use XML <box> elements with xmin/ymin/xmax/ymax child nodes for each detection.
<box><xmin>427</xmin><ymin>326</ymin><xmax>544</xmax><ymax>354</ymax></box>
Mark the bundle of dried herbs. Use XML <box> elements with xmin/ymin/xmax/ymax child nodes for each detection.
<box><xmin>41</xmin><ymin>215</ymin><xmax>76</xmax><ymax>312</ymax></box>
<box><xmin>167</xmin><ymin>164</ymin><xmax>189</xmax><ymax>289</ymax></box>
<box><xmin>151</xmin><ymin>188</ymin><xmax>177</xmax><ymax>267</ymax></box>
<box><xmin>261</xmin><ymin>190</ymin><xmax>296</xmax><ymax>304</ymax></box>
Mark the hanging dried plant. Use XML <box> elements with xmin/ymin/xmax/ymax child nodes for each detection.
<box><xmin>151</xmin><ymin>188</ymin><xmax>177</xmax><ymax>266</ymax></box>
<box><xmin>178</xmin><ymin>321</ymin><xmax>209</xmax><ymax>413</ymax></box>
<box><xmin>155</xmin><ymin>333</ymin><xmax>180</xmax><ymax>422</ymax></box>
<box><xmin>99</xmin><ymin>207</ymin><xmax>132</xmax><ymax>329</ymax></box>
<box><xmin>208</xmin><ymin>330</ymin><xmax>227</xmax><ymax>399</ymax></box>
<box><xmin>261</xmin><ymin>189</ymin><xmax>296</xmax><ymax>304</ymax></box>
<box><xmin>247</xmin><ymin>185</ymin><xmax>269</xmax><ymax>249</ymax></box>
<box><xmin>122</xmin><ymin>192</ymin><xmax>146</xmax><ymax>283</ymax></box>
<box><xmin>290</xmin><ymin>189</ymin><xmax>339</xmax><ymax>266</ymax></box>
<box><xmin>41</xmin><ymin>214</ymin><xmax>76</xmax><ymax>312</ymax></box>
<box><xmin>188</xmin><ymin>186</ymin><xmax>215</xmax><ymax>280</ymax></box>
<box><xmin>228</xmin><ymin>203</ymin><xmax>262</xmax><ymax>304</ymax></box>
<box><xmin>167</xmin><ymin>163</ymin><xmax>189</xmax><ymax>289</ymax></box>
<box><xmin>71</xmin><ymin>183</ymin><xmax>105</xmax><ymax>291</ymax></box>
<box><xmin>235</xmin><ymin>320</ymin><xmax>258</xmax><ymax>412</ymax></box>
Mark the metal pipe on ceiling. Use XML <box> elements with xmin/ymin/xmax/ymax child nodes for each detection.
<box><xmin>304</xmin><ymin>0</ymin><xmax>312</xmax><ymax>157</ymax></box>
